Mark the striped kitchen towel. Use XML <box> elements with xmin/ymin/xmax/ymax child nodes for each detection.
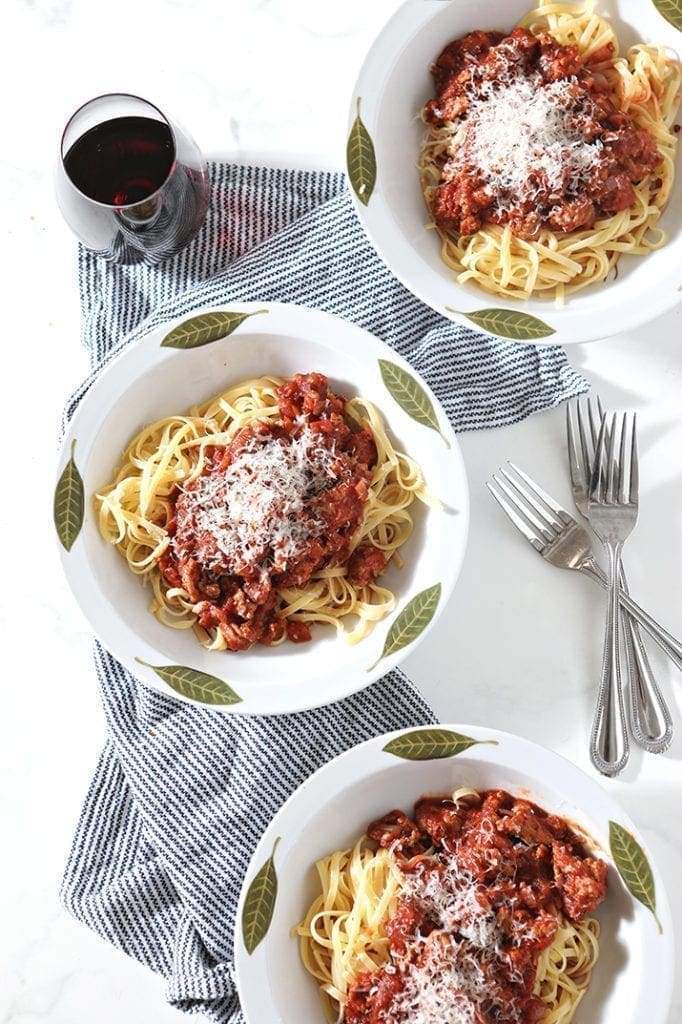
<box><xmin>60</xmin><ymin>162</ymin><xmax>587</xmax><ymax>1023</ymax></box>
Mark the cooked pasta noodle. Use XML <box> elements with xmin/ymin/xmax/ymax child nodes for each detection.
<box><xmin>535</xmin><ymin>915</ymin><xmax>601</xmax><ymax>1024</ymax></box>
<box><xmin>296</xmin><ymin>843</ymin><xmax>402</xmax><ymax>1023</ymax></box>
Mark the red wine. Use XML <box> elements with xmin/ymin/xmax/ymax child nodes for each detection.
<box><xmin>57</xmin><ymin>100</ymin><xmax>209</xmax><ymax>264</ymax></box>
<box><xmin>64</xmin><ymin>115</ymin><xmax>175</xmax><ymax>206</ymax></box>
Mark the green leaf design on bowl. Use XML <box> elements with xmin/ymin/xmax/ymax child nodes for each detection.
<box><xmin>446</xmin><ymin>307</ymin><xmax>555</xmax><ymax>341</ymax></box>
<box><xmin>347</xmin><ymin>98</ymin><xmax>377</xmax><ymax>207</ymax></box>
<box><xmin>242</xmin><ymin>837</ymin><xmax>281</xmax><ymax>955</ymax></box>
<box><xmin>161</xmin><ymin>309</ymin><xmax>268</xmax><ymax>349</ymax></box>
<box><xmin>369</xmin><ymin>584</ymin><xmax>441</xmax><ymax>671</ymax></box>
<box><xmin>136</xmin><ymin>659</ymin><xmax>243</xmax><ymax>706</ymax></box>
<box><xmin>54</xmin><ymin>439</ymin><xmax>85</xmax><ymax>552</ymax></box>
<box><xmin>378</xmin><ymin>360</ymin><xmax>450</xmax><ymax>447</ymax></box>
<box><xmin>609</xmin><ymin>821</ymin><xmax>662</xmax><ymax>933</ymax></box>
<box><xmin>383</xmin><ymin>728</ymin><xmax>498</xmax><ymax>760</ymax></box>
<box><xmin>652</xmin><ymin>0</ymin><xmax>682</xmax><ymax>30</ymax></box>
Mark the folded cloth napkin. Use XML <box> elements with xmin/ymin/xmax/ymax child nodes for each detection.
<box><xmin>60</xmin><ymin>162</ymin><xmax>587</xmax><ymax>1022</ymax></box>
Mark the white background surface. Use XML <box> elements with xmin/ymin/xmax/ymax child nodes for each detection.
<box><xmin>1</xmin><ymin>1</ymin><xmax>680</xmax><ymax>1022</ymax></box>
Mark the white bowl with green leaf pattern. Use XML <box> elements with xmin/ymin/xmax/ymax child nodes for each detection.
<box><xmin>347</xmin><ymin>0</ymin><xmax>681</xmax><ymax>346</ymax></box>
<box><xmin>235</xmin><ymin>723</ymin><xmax>674</xmax><ymax>1024</ymax></box>
<box><xmin>54</xmin><ymin>302</ymin><xmax>468</xmax><ymax>714</ymax></box>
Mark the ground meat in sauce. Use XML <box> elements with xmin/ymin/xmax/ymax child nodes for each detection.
<box><xmin>347</xmin><ymin>790</ymin><xmax>607</xmax><ymax>1024</ymax></box>
<box><xmin>424</xmin><ymin>27</ymin><xmax>661</xmax><ymax>239</ymax></box>
<box><xmin>366</xmin><ymin>810</ymin><xmax>425</xmax><ymax>855</ymax></box>
<box><xmin>157</xmin><ymin>373</ymin><xmax>386</xmax><ymax>651</ymax></box>
<box><xmin>347</xmin><ymin>545</ymin><xmax>388</xmax><ymax>587</ymax></box>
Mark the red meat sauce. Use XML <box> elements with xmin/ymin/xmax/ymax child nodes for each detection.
<box><xmin>345</xmin><ymin>790</ymin><xmax>607</xmax><ymax>1024</ymax></box>
<box><xmin>157</xmin><ymin>373</ymin><xmax>387</xmax><ymax>651</ymax></box>
<box><xmin>425</xmin><ymin>27</ymin><xmax>661</xmax><ymax>238</ymax></box>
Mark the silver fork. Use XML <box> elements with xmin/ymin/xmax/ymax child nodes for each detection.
<box><xmin>586</xmin><ymin>414</ymin><xmax>640</xmax><ymax>776</ymax></box>
<box><xmin>568</xmin><ymin>399</ymin><xmax>672</xmax><ymax>754</ymax></box>
<box><xmin>486</xmin><ymin>467</ymin><xmax>682</xmax><ymax>671</ymax></box>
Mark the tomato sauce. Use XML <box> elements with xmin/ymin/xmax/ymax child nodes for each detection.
<box><xmin>158</xmin><ymin>373</ymin><xmax>387</xmax><ymax>651</ymax></box>
<box><xmin>346</xmin><ymin>790</ymin><xmax>607</xmax><ymax>1024</ymax></box>
<box><xmin>425</xmin><ymin>27</ymin><xmax>661</xmax><ymax>238</ymax></box>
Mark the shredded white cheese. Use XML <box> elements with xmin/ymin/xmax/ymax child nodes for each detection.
<box><xmin>445</xmin><ymin>72</ymin><xmax>603</xmax><ymax>207</ymax></box>
<box><xmin>384</xmin><ymin>855</ymin><xmax>527</xmax><ymax>1023</ymax></box>
<box><xmin>402</xmin><ymin>859</ymin><xmax>499</xmax><ymax>950</ymax></box>
<box><xmin>175</xmin><ymin>426</ymin><xmax>339</xmax><ymax>574</ymax></box>
<box><xmin>389</xmin><ymin>936</ymin><xmax>479</xmax><ymax>1024</ymax></box>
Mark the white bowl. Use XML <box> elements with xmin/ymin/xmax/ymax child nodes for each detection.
<box><xmin>235</xmin><ymin>724</ymin><xmax>674</xmax><ymax>1023</ymax></box>
<box><xmin>54</xmin><ymin>302</ymin><xmax>468</xmax><ymax>715</ymax></box>
<box><xmin>347</xmin><ymin>0</ymin><xmax>681</xmax><ymax>345</ymax></box>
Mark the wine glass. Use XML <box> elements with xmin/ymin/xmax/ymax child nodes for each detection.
<box><xmin>55</xmin><ymin>93</ymin><xmax>210</xmax><ymax>265</ymax></box>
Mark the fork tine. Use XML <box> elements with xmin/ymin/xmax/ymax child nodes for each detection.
<box><xmin>486</xmin><ymin>480</ymin><xmax>545</xmax><ymax>553</ymax></box>
<box><xmin>575</xmin><ymin>399</ymin><xmax>592</xmax><ymax>486</ymax></box>
<box><xmin>566</xmin><ymin>402</ymin><xmax>582</xmax><ymax>489</ymax></box>
<box><xmin>506</xmin><ymin>462</ymin><xmax>573</xmax><ymax>525</ymax></box>
<box><xmin>589</xmin><ymin>397</ymin><xmax>609</xmax><ymax>493</ymax></box>
<box><xmin>492</xmin><ymin>472</ymin><xmax>558</xmax><ymax>543</ymax></box>
<box><xmin>590</xmin><ymin>415</ymin><xmax>608</xmax><ymax>502</ymax></box>
<box><xmin>606</xmin><ymin>413</ymin><xmax>620</xmax><ymax>503</ymax></box>
<box><xmin>629</xmin><ymin>413</ymin><xmax>639</xmax><ymax>502</ymax></box>
<box><xmin>587</xmin><ymin>396</ymin><xmax>602</xmax><ymax>454</ymax></box>
<box><xmin>499</xmin><ymin>466</ymin><xmax>563</xmax><ymax>533</ymax></box>
<box><xmin>618</xmin><ymin>413</ymin><xmax>629</xmax><ymax>504</ymax></box>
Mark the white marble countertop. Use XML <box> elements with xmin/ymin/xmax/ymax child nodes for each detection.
<box><xmin>2</xmin><ymin>0</ymin><xmax>681</xmax><ymax>1021</ymax></box>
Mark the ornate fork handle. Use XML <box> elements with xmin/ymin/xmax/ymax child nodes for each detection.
<box><xmin>590</xmin><ymin>541</ymin><xmax>629</xmax><ymax>777</ymax></box>
<box><xmin>580</xmin><ymin>558</ymin><xmax>682</xmax><ymax>672</ymax></box>
<box><xmin>619</xmin><ymin>565</ymin><xmax>673</xmax><ymax>752</ymax></box>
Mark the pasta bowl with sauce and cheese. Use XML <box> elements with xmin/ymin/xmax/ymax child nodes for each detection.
<box><xmin>54</xmin><ymin>302</ymin><xmax>468</xmax><ymax>715</ymax></box>
<box><xmin>235</xmin><ymin>724</ymin><xmax>674</xmax><ymax>1024</ymax></box>
<box><xmin>347</xmin><ymin>0</ymin><xmax>681</xmax><ymax>345</ymax></box>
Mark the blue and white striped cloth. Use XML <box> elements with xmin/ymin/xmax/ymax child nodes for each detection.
<box><xmin>61</xmin><ymin>162</ymin><xmax>587</xmax><ymax>1022</ymax></box>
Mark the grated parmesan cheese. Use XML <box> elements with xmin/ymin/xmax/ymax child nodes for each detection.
<box><xmin>402</xmin><ymin>858</ymin><xmax>499</xmax><ymax>950</ymax></box>
<box><xmin>174</xmin><ymin>425</ymin><xmax>339</xmax><ymax>575</ymax></box>
<box><xmin>382</xmin><ymin>853</ymin><xmax>529</xmax><ymax>1023</ymax></box>
<box><xmin>389</xmin><ymin>936</ymin><xmax>479</xmax><ymax>1024</ymax></box>
<box><xmin>444</xmin><ymin>72</ymin><xmax>603</xmax><ymax>208</ymax></box>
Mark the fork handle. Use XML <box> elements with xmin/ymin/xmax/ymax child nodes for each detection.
<box><xmin>619</xmin><ymin>565</ymin><xmax>673</xmax><ymax>753</ymax></box>
<box><xmin>590</xmin><ymin>541</ymin><xmax>629</xmax><ymax>777</ymax></box>
<box><xmin>580</xmin><ymin>561</ymin><xmax>682</xmax><ymax>672</ymax></box>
